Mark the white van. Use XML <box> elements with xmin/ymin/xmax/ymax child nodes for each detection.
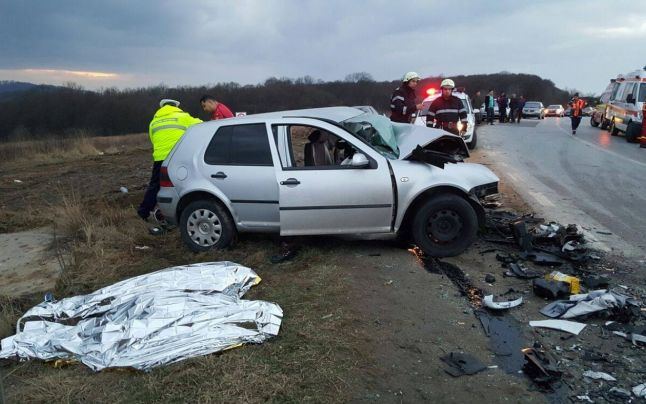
<box><xmin>602</xmin><ymin>68</ymin><xmax>645</xmax><ymax>142</ymax></box>
<box><xmin>414</xmin><ymin>89</ymin><xmax>478</xmax><ymax>149</ymax></box>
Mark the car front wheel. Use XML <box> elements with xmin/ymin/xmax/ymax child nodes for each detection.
<box><xmin>179</xmin><ymin>200</ymin><xmax>235</xmax><ymax>252</ymax></box>
<box><xmin>412</xmin><ymin>194</ymin><xmax>478</xmax><ymax>257</ymax></box>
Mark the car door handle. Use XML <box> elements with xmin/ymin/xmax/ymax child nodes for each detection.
<box><xmin>211</xmin><ymin>172</ymin><xmax>227</xmax><ymax>179</ymax></box>
<box><xmin>280</xmin><ymin>178</ymin><xmax>300</xmax><ymax>186</ymax></box>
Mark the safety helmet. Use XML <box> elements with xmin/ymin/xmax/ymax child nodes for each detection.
<box><xmin>402</xmin><ymin>72</ymin><xmax>421</xmax><ymax>82</ymax></box>
<box><xmin>440</xmin><ymin>79</ymin><xmax>455</xmax><ymax>89</ymax></box>
<box><xmin>159</xmin><ymin>99</ymin><xmax>180</xmax><ymax>107</ymax></box>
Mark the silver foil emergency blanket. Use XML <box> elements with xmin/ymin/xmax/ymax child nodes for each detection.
<box><xmin>0</xmin><ymin>262</ymin><xmax>282</xmax><ymax>371</ymax></box>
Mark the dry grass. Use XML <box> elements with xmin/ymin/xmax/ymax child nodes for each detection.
<box><xmin>2</xmin><ymin>182</ymin><xmax>358</xmax><ymax>403</ymax></box>
<box><xmin>0</xmin><ymin>132</ymin><xmax>149</xmax><ymax>164</ymax></box>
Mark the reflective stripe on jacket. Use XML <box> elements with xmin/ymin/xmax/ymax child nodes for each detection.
<box><xmin>390</xmin><ymin>85</ymin><xmax>417</xmax><ymax>123</ymax></box>
<box><xmin>149</xmin><ymin>105</ymin><xmax>202</xmax><ymax>161</ymax></box>
<box><xmin>569</xmin><ymin>99</ymin><xmax>587</xmax><ymax>117</ymax></box>
<box><xmin>427</xmin><ymin>95</ymin><xmax>468</xmax><ymax>128</ymax></box>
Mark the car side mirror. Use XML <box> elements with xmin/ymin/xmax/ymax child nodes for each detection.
<box><xmin>350</xmin><ymin>153</ymin><xmax>370</xmax><ymax>168</ymax></box>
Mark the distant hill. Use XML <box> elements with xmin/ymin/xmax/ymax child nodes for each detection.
<box><xmin>0</xmin><ymin>81</ymin><xmax>62</xmax><ymax>100</ymax></box>
<box><xmin>0</xmin><ymin>73</ymin><xmax>578</xmax><ymax>140</ymax></box>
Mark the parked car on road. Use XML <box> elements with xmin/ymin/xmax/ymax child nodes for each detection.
<box><xmin>522</xmin><ymin>101</ymin><xmax>545</xmax><ymax>119</ymax></box>
<box><xmin>413</xmin><ymin>89</ymin><xmax>478</xmax><ymax>149</ymax></box>
<box><xmin>157</xmin><ymin>107</ymin><xmax>499</xmax><ymax>257</ymax></box>
<box><xmin>545</xmin><ymin>105</ymin><xmax>565</xmax><ymax>117</ymax></box>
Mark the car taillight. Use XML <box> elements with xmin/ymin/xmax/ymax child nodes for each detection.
<box><xmin>160</xmin><ymin>166</ymin><xmax>174</xmax><ymax>187</ymax></box>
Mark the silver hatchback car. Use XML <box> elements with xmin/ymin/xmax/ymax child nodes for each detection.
<box><xmin>157</xmin><ymin>107</ymin><xmax>499</xmax><ymax>257</ymax></box>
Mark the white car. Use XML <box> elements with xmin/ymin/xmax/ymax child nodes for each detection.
<box><xmin>545</xmin><ymin>104</ymin><xmax>565</xmax><ymax>117</ymax></box>
<box><xmin>414</xmin><ymin>90</ymin><xmax>478</xmax><ymax>149</ymax></box>
<box><xmin>479</xmin><ymin>101</ymin><xmax>511</xmax><ymax>120</ymax></box>
<box><xmin>157</xmin><ymin>107</ymin><xmax>499</xmax><ymax>257</ymax></box>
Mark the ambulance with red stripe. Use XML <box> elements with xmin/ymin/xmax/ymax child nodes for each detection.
<box><xmin>602</xmin><ymin>67</ymin><xmax>646</xmax><ymax>142</ymax></box>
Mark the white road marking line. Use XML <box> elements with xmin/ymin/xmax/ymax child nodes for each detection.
<box><xmin>555</xmin><ymin>120</ymin><xmax>646</xmax><ymax>169</ymax></box>
<box><xmin>528</xmin><ymin>191</ymin><xmax>555</xmax><ymax>207</ymax></box>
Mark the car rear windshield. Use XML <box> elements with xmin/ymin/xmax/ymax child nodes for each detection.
<box><xmin>548</xmin><ymin>105</ymin><xmax>561</xmax><ymax>109</ymax></box>
<box><xmin>525</xmin><ymin>102</ymin><xmax>541</xmax><ymax>108</ymax></box>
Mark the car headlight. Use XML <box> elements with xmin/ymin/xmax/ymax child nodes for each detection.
<box><xmin>457</xmin><ymin>121</ymin><xmax>464</xmax><ymax>132</ymax></box>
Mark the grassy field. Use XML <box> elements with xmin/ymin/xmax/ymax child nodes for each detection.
<box><xmin>0</xmin><ymin>135</ymin><xmax>361</xmax><ymax>403</ymax></box>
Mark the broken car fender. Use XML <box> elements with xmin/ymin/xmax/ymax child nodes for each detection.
<box><xmin>390</xmin><ymin>160</ymin><xmax>499</xmax><ymax>231</ymax></box>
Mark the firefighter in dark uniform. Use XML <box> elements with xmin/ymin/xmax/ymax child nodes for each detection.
<box><xmin>390</xmin><ymin>71</ymin><xmax>423</xmax><ymax>123</ymax></box>
<box><xmin>426</xmin><ymin>79</ymin><xmax>468</xmax><ymax>136</ymax></box>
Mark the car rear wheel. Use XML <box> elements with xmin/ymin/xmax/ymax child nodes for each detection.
<box><xmin>179</xmin><ymin>200</ymin><xmax>235</xmax><ymax>252</ymax></box>
<box><xmin>412</xmin><ymin>194</ymin><xmax>478</xmax><ymax>257</ymax></box>
<box><xmin>467</xmin><ymin>129</ymin><xmax>477</xmax><ymax>150</ymax></box>
<box><xmin>625</xmin><ymin>121</ymin><xmax>640</xmax><ymax>143</ymax></box>
<box><xmin>610</xmin><ymin>120</ymin><xmax>619</xmax><ymax>136</ymax></box>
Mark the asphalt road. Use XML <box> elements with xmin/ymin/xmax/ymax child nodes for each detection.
<box><xmin>477</xmin><ymin>116</ymin><xmax>646</xmax><ymax>258</ymax></box>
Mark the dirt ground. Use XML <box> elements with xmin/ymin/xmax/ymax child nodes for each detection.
<box><xmin>0</xmin><ymin>137</ymin><xmax>644</xmax><ymax>403</ymax></box>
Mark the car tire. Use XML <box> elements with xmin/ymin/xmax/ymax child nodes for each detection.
<box><xmin>412</xmin><ymin>194</ymin><xmax>478</xmax><ymax>257</ymax></box>
<box><xmin>179</xmin><ymin>199</ymin><xmax>235</xmax><ymax>252</ymax></box>
<box><xmin>610</xmin><ymin>120</ymin><xmax>619</xmax><ymax>136</ymax></box>
<box><xmin>467</xmin><ymin>129</ymin><xmax>477</xmax><ymax>150</ymax></box>
<box><xmin>600</xmin><ymin>118</ymin><xmax>610</xmax><ymax>130</ymax></box>
<box><xmin>590</xmin><ymin>116</ymin><xmax>599</xmax><ymax>127</ymax></box>
<box><xmin>625</xmin><ymin>121</ymin><xmax>640</xmax><ymax>143</ymax></box>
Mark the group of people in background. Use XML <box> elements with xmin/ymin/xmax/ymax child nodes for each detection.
<box><xmin>473</xmin><ymin>90</ymin><xmax>527</xmax><ymax>125</ymax></box>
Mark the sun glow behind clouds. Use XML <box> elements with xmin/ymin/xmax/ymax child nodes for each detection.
<box><xmin>21</xmin><ymin>68</ymin><xmax>119</xmax><ymax>79</ymax></box>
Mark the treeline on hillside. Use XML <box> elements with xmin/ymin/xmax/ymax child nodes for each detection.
<box><xmin>0</xmin><ymin>73</ymin><xmax>575</xmax><ymax>140</ymax></box>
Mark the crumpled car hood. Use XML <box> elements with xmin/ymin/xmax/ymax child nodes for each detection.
<box><xmin>392</xmin><ymin>123</ymin><xmax>469</xmax><ymax>167</ymax></box>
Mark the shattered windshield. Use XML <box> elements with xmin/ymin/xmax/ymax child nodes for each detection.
<box><xmin>341</xmin><ymin>113</ymin><xmax>400</xmax><ymax>159</ymax></box>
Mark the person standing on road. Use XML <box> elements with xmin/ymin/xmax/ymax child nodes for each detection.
<box><xmin>568</xmin><ymin>93</ymin><xmax>587</xmax><ymax>135</ymax></box>
<box><xmin>426</xmin><ymin>79</ymin><xmax>468</xmax><ymax>136</ymax></box>
<box><xmin>138</xmin><ymin>99</ymin><xmax>202</xmax><ymax>224</ymax></box>
<box><xmin>472</xmin><ymin>90</ymin><xmax>483</xmax><ymax>124</ymax></box>
<box><xmin>497</xmin><ymin>92</ymin><xmax>509</xmax><ymax>123</ymax></box>
<box><xmin>390</xmin><ymin>72</ymin><xmax>423</xmax><ymax>123</ymax></box>
<box><xmin>485</xmin><ymin>90</ymin><xmax>495</xmax><ymax>125</ymax></box>
<box><xmin>516</xmin><ymin>96</ymin><xmax>526</xmax><ymax>123</ymax></box>
<box><xmin>200</xmin><ymin>95</ymin><xmax>234</xmax><ymax>120</ymax></box>
<box><xmin>509</xmin><ymin>94</ymin><xmax>519</xmax><ymax>124</ymax></box>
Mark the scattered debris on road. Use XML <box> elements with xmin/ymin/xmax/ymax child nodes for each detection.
<box><xmin>440</xmin><ymin>352</ymin><xmax>487</xmax><ymax>377</ymax></box>
<box><xmin>529</xmin><ymin>320</ymin><xmax>587</xmax><ymax>335</ymax></box>
<box><xmin>483</xmin><ymin>294</ymin><xmax>523</xmax><ymax>310</ymax></box>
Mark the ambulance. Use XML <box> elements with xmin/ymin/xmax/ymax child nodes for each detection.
<box><xmin>599</xmin><ymin>67</ymin><xmax>646</xmax><ymax>142</ymax></box>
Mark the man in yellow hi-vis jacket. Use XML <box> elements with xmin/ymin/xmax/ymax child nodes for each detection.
<box><xmin>137</xmin><ymin>99</ymin><xmax>202</xmax><ymax>221</ymax></box>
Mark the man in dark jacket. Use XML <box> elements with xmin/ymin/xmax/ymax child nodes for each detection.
<box><xmin>390</xmin><ymin>72</ymin><xmax>423</xmax><ymax>123</ymax></box>
<box><xmin>516</xmin><ymin>96</ymin><xmax>526</xmax><ymax>123</ymax></box>
<box><xmin>497</xmin><ymin>92</ymin><xmax>509</xmax><ymax>123</ymax></box>
<box><xmin>426</xmin><ymin>79</ymin><xmax>467</xmax><ymax>136</ymax></box>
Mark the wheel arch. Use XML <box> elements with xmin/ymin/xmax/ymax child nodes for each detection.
<box><xmin>397</xmin><ymin>185</ymin><xmax>485</xmax><ymax>238</ymax></box>
<box><xmin>176</xmin><ymin>191</ymin><xmax>237</xmax><ymax>228</ymax></box>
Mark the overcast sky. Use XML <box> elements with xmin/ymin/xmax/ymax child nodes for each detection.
<box><xmin>1</xmin><ymin>0</ymin><xmax>645</xmax><ymax>93</ymax></box>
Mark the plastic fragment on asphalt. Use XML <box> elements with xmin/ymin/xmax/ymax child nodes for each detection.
<box><xmin>119</xmin><ymin>186</ymin><xmax>128</xmax><ymax>193</ymax></box>
<box><xmin>529</xmin><ymin>320</ymin><xmax>587</xmax><ymax>335</ymax></box>
<box><xmin>608</xmin><ymin>387</ymin><xmax>631</xmax><ymax>399</ymax></box>
<box><xmin>13</xmin><ymin>179</ymin><xmax>22</xmax><ymax>183</ymax></box>
<box><xmin>440</xmin><ymin>352</ymin><xmax>487</xmax><ymax>377</ymax></box>
<box><xmin>576</xmin><ymin>395</ymin><xmax>593</xmax><ymax>403</ymax></box>
<box><xmin>582</xmin><ymin>370</ymin><xmax>616</xmax><ymax>381</ymax></box>
<box><xmin>483</xmin><ymin>295</ymin><xmax>523</xmax><ymax>310</ymax></box>
<box><xmin>633</xmin><ymin>383</ymin><xmax>646</xmax><ymax>397</ymax></box>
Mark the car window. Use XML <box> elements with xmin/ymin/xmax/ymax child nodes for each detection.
<box><xmin>525</xmin><ymin>102</ymin><xmax>540</xmax><ymax>108</ymax></box>
<box><xmin>204</xmin><ymin>123</ymin><xmax>273</xmax><ymax>166</ymax></box>
<box><xmin>623</xmin><ymin>83</ymin><xmax>637</xmax><ymax>102</ymax></box>
<box><xmin>639</xmin><ymin>83</ymin><xmax>646</xmax><ymax>103</ymax></box>
<box><xmin>616</xmin><ymin>83</ymin><xmax>629</xmax><ymax>102</ymax></box>
<box><xmin>272</xmin><ymin>125</ymin><xmax>356</xmax><ymax>169</ymax></box>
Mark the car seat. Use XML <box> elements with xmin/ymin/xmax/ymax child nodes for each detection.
<box><xmin>304</xmin><ymin>130</ymin><xmax>333</xmax><ymax>166</ymax></box>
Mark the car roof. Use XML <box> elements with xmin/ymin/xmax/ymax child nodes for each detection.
<box><xmin>423</xmin><ymin>91</ymin><xmax>468</xmax><ymax>103</ymax></box>
<box><xmin>235</xmin><ymin>106</ymin><xmax>365</xmax><ymax>123</ymax></box>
